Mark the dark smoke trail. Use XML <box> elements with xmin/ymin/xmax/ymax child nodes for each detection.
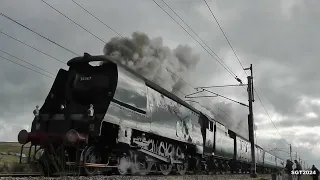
<box><xmin>102</xmin><ymin>31</ymin><xmax>242</xmax><ymax>129</ymax></box>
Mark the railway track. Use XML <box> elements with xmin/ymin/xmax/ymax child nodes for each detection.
<box><xmin>0</xmin><ymin>173</ymin><xmax>273</xmax><ymax>179</ymax></box>
<box><xmin>0</xmin><ymin>172</ymin><xmax>42</xmax><ymax>177</ymax></box>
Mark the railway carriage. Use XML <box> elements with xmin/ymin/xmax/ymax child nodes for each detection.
<box><xmin>255</xmin><ymin>145</ymin><xmax>264</xmax><ymax>172</ymax></box>
<box><xmin>213</xmin><ymin>123</ymin><xmax>234</xmax><ymax>171</ymax></box>
<box><xmin>17</xmin><ymin>53</ymin><xmax>284</xmax><ymax>176</ymax></box>
<box><xmin>234</xmin><ymin>135</ymin><xmax>252</xmax><ymax>172</ymax></box>
<box><xmin>263</xmin><ymin>151</ymin><xmax>278</xmax><ymax>173</ymax></box>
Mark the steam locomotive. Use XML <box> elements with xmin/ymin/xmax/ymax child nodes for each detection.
<box><xmin>17</xmin><ymin>53</ymin><xmax>284</xmax><ymax>176</ymax></box>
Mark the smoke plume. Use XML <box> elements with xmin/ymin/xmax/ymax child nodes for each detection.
<box><xmin>103</xmin><ymin>32</ymin><xmax>199</xmax><ymax>93</ymax></box>
<box><xmin>215</xmin><ymin>101</ymin><xmax>249</xmax><ymax>138</ymax></box>
<box><xmin>103</xmin><ymin>32</ymin><xmax>238</xmax><ymax>122</ymax></box>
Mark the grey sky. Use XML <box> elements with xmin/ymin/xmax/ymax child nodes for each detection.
<box><xmin>1</xmin><ymin>0</ymin><xmax>320</xmax><ymax>168</ymax></box>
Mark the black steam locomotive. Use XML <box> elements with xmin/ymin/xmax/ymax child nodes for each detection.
<box><xmin>17</xmin><ymin>53</ymin><xmax>284</xmax><ymax>176</ymax></box>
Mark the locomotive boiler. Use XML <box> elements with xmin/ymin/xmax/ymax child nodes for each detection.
<box><xmin>17</xmin><ymin>53</ymin><xmax>284</xmax><ymax>176</ymax></box>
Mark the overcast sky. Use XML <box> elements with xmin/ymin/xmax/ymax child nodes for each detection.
<box><xmin>1</xmin><ymin>0</ymin><xmax>319</xmax><ymax>168</ymax></box>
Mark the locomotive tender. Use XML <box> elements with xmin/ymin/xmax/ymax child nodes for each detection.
<box><xmin>17</xmin><ymin>53</ymin><xmax>284</xmax><ymax>176</ymax></box>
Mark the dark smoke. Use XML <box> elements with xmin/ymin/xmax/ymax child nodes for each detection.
<box><xmin>103</xmin><ymin>32</ymin><xmax>199</xmax><ymax>93</ymax></box>
<box><xmin>102</xmin><ymin>32</ymin><xmax>238</xmax><ymax>127</ymax></box>
<box><xmin>215</xmin><ymin>101</ymin><xmax>249</xmax><ymax>138</ymax></box>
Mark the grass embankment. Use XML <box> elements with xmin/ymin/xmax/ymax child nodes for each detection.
<box><xmin>0</xmin><ymin>142</ymin><xmax>35</xmax><ymax>173</ymax></box>
<box><xmin>0</xmin><ymin>142</ymin><xmax>76</xmax><ymax>175</ymax></box>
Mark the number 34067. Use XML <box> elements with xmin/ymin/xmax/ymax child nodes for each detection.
<box><xmin>80</xmin><ymin>77</ymin><xmax>91</xmax><ymax>81</ymax></box>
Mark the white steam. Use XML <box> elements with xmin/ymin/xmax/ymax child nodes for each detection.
<box><xmin>103</xmin><ymin>32</ymin><xmax>216</xmax><ymax>118</ymax></box>
<box><xmin>118</xmin><ymin>156</ymin><xmax>132</xmax><ymax>175</ymax></box>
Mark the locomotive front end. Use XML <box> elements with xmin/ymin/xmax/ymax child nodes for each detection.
<box><xmin>16</xmin><ymin>53</ymin><xmax>119</xmax><ymax>173</ymax></box>
<box><xmin>64</xmin><ymin>53</ymin><xmax>118</xmax><ymax>139</ymax></box>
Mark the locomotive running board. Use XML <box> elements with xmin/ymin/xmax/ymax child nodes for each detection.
<box><xmin>137</xmin><ymin>148</ymin><xmax>183</xmax><ymax>164</ymax></box>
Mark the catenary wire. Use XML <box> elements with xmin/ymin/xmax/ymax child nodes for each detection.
<box><xmin>40</xmin><ymin>0</ymin><xmax>107</xmax><ymax>44</ymax></box>
<box><xmin>0</xmin><ymin>49</ymin><xmax>55</xmax><ymax>76</ymax></box>
<box><xmin>203</xmin><ymin>0</ymin><xmax>247</xmax><ymax>78</ymax></box>
<box><xmin>254</xmin><ymin>90</ymin><xmax>290</xmax><ymax>145</ymax></box>
<box><xmin>0</xmin><ymin>55</ymin><xmax>54</xmax><ymax>79</ymax></box>
<box><xmin>152</xmin><ymin>0</ymin><xmax>238</xmax><ymax>81</ymax></box>
<box><xmin>0</xmin><ymin>12</ymin><xmax>80</xmax><ymax>56</ymax></box>
<box><xmin>161</xmin><ymin>0</ymin><xmax>237</xmax><ymax>79</ymax></box>
<box><xmin>151</xmin><ymin>0</ymin><xmax>246</xmax><ymax>122</ymax></box>
<box><xmin>70</xmin><ymin>0</ymin><xmax>124</xmax><ymax>39</ymax></box>
<box><xmin>0</xmin><ymin>30</ymin><xmax>67</xmax><ymax>65</ymax></box>
<box><xmin>203</xmin><ymin>0</ymin><xmax>290</xmax><ymax>145</ymax></box>
<box><xmin>158</xmin><ymin>0</ymin><xmax>253</xmax><ymax>129</ymax></box>
<box><xmin>166</xmin><ymin>68</ymin><xmax>237</xmax><ymax>123</ymax></box>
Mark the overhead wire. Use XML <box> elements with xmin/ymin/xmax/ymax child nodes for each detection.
<box><xmin>150</xmin><ymin>0</ymin><xmax>241</xmax><ymax>123</ymax></box>
<box><xmin>0</xmin><ymin>49</ymin><xmax>55</xmax><ymax>76</ymax></box>
<box><xmin>254</xmin><ymin>92</ymin><xmax>290</xmax><ymax>145</ymax></box>
<box><xmin>0</xmin><ymin>30</ymin><xmax>67</xmax><ymax>65</ymax></box>
<box><xmin>160</xmin><ymin>0</ymin><xmax>251</xmax><ymax>122</ymax></box>
<box><xmin>203</xmin><ymin>0</ymin><xmax>247</xmax><ymax>78</ymax></box>
<box><xmin>40</xmin><ymin>0</ymin><xmax>107</xmax><ymax>44</ymax></box>
<box><xmin>70</xmin><ymin>0</ymin><xmax>124</xmax><ymax>39</ymax></box>
<box><xmin>0</xmin><ymin>55</ymin><xmax>54</xmax><ymax>79</ymax></box>
<box><xmin>203</xmin><ymin>0</ymin><xmax>290</xmax><ymax>145</ymax></box>
<box><xmin>167</xmin><ymin>68</ymin><xmax>237</xmax><ymax>123</ymax></box>
<box><xmin>152</xmin><ymin>0</ymin><xmax>239</xmax><ymax>81</ymax></box>
<box><xmin>186</xmin><ymin>89</ymin><xmax>248</xmax><ymax>107</ymax></box>
<box><xmin>0</xmin><ymin>12</ymin><xmax>80</xmax><ymax>56</ymax></box>
<box><xmin>160</xmin><ymin>0</ymin><xmax>237</xmax><ymax>79</ymax></box>
<box><xmin>197</xmin><ymin>84</ymin><xmax>247</xmax><ymax>88</ymax></box>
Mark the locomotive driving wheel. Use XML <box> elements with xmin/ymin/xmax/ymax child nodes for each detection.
<box><xmin>131</xmin><ymin>151</ymin><xmax>154</xmax><ymax>175</ymax></box>
<box><xmin>83</xmin><ymin>146</ymin><xmax>102</xmax><ymax>176</ymax></box>
<box><xmin>117</xmin><ymin>153</ymin><xmax>131</xmax><ymax>175</ymax></box>
<box><xmin>158</xmin><ymin>141</ymin><xmax>173</xmax><ymax>175</ymax></box>
<box><xmin>175</xmin><ymin>146</ymin><xmax>188</xmax><ymax>175</ymax></box>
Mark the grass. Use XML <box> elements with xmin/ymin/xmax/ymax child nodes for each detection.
<box><xmin>0</xmin><ymin>141</ymin><xmax>78</xmax><ymax>176</ymax></box>
<box><xmin>0</xmin><ymin>142</ymin><xmax>37</xmax><ymax>173</ymax></box>
<box><xmin>0</xmin><ymin>142</ymin><xmax>24</xmax><ymax>153</ymax></box>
